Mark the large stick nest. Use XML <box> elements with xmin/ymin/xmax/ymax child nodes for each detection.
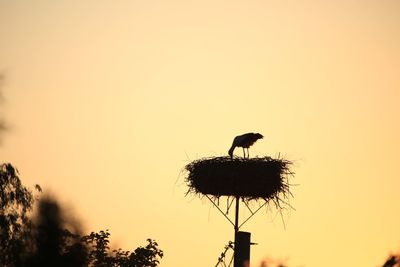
<box><xmin>184</xmin><ymin>156</ymin><xmax>293</xmax><ymax>202</ymax></box>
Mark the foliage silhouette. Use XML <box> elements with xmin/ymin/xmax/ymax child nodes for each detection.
<box><xmin>382</xmin><ymin>255</ymin><xmax>399</xmax><ymax>267</ymax></box>
<box><xmin>0</xmin><ymin>163</ymin><xmax>163</xmax><ymax>267</ymax></box>
<box><xmin>24</xmin><ymin>197</ymin><xmax>88</xmax><ymax>267</ymax></box>
<box><xmin>25</xmin><ymin>198</ymin><xmax>163</xmax><ymax>267</ymax></box>
<box><xmin>0</xmin><ymin>163</ymin><xmax>34</xmax><ymax>266</ymax></box>
<box><xmin>83</xmin><ymin>230</ymin><xmax>163</xmax><ymax>267</ymax></box>
<box><xmin>258</xmin><ymin>254</ymin><xmax>399</xmax><ymax>267</ymax></box>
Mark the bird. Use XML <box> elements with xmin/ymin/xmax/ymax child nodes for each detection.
<box><xmin>228</xmin><ymin>132</ymin><xmax>263</xmax><ymax>159</ymax></box>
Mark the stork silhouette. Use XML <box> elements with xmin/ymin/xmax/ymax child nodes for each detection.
<box><xmin>228</xmin><ymin>132</ymin><xmax>263</xmax><ymax>159</ymax></box>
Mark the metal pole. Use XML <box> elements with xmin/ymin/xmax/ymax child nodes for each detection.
<box><xmin>234</xmin><ymin>196</ymin><xmax>239</xmax><ymax>234</ymax></box>
<box><xmin>233</xmin><ymin>197</ymin><xmax>251</xmax><ymax>267</ymax></box>
<box><xmin>234</xmin><ymin>196</ymin><xmax>239</xmax><ymax>267</ymax></box>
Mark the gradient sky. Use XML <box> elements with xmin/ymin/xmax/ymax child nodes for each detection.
<box><xmin>1</xmin><ymin>1</ymin><xmax>400</xmax><ymax>266</ymax></box>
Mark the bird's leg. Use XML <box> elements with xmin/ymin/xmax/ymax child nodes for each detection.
<box><xmin>247</xmin><ymin>148</ymin><xmax>250</xmax><ymax>158</ymax></box>
<box><xmin>242</xmin><ymin>147</ymin><xmax>246</xmax><ymax>158</ymax></box>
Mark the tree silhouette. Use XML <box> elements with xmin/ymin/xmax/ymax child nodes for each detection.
<box><xmin>83</xmin><ymin>230</ymin><xmax>163</xmax><ymax>267</ymax></box>
<box><xmin>24</xmin><ymin>197</ymin><xmax>88</xmax><ymax>267</ymax></box>
<box><xmin>0</xmin><ymin>163</ymin><xmax>163</xmax><ymax>267</ymax></box>
<box><xmin>0</xmin><ymin>163</ymin><xmax>34</xmax><ymax>266</ymax></box>
<box><xmin>382</xmin><ymin>255</ymin><xmax>399</xmax><ymax>267</ymax></box>
<box><xmin>0</xmin><ymin>74</ymin><xmax>163</xmax><ymax>266</ymax></box>
<box><xmin>25</xmin><ymin>198</ymin><xmax>163</xmax><ymax>267</ymax></box>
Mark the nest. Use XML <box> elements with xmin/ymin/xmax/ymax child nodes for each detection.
<box><xmin>184</xmin><ymin>156</ymin><xmax>293</xmax><ymax>203</ymax></box>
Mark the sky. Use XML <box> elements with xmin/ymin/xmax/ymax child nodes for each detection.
<box><xmin>1</xmin><ymin>1</ymin><xmax>400</xmax><ymax>266</ymax></box>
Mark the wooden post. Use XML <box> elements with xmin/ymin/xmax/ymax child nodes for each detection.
<box><xmin>234</xmin><ymin>196</ymin><xmax>251</xmax><ymax>267</ymax></box>
<box><xmin>234</xmin><ymin>231</ymin><xmax>251</xmax><ymax>267</ymax></box>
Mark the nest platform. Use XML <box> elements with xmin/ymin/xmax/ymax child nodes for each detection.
<box><xmin>184</xmin><ymin>156</ymin><xmax>293</xmax><ymax>202</ymax></box>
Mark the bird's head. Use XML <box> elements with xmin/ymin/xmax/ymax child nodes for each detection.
<box><xmin>228</xmin><ymin>148</ymin><xmax>234</xmax><ymax>159</ymax></box>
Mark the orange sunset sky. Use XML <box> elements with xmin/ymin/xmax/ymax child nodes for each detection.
<box><xmin>1</xmin><ymin>1</ymin><xmax>400</xmax><ymax>266</ymax></box>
